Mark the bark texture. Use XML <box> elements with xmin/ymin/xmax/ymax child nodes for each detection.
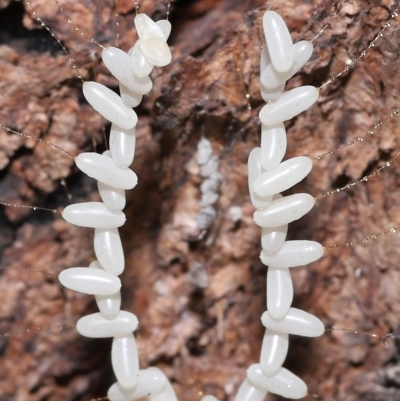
<box><xmin>1</xmin><ymin>0</ymin><xmax>400</xmax><ymax>400</ymax></box>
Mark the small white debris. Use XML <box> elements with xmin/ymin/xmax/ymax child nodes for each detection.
<box><xmin>195</xmin><ymin>137</ymin><xmax>222</xmax><ymax>231</ymax></box>
<box><xmin>227</xmin><ymin>206</ymin><xmax>242</xmax><ymax>223</ymax></box>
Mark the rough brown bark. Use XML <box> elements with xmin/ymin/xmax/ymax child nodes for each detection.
<box><xmin>1</xmin><ymin>0</ymin><xmax>400</xmax><ymax>400</ymax></box>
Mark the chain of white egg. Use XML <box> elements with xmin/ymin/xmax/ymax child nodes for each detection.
<box><xmin>56</xmin><ymin>14</ymin><xmax>182</xmax><ymax>401</ymax></box>
<box><xmin>233</xmin><ymin>11</ymin><xmax>325</xmax><ymax>401</ymax></box>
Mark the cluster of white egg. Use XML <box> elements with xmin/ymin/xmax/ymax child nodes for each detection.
<box><xmin>196</xmin><ymin>137</ymin><xmax>223</xmax><ymax>231</ymax></box>
<box><xmin>55</xmin><ymin>14</ymin><xmax>181</xmax><ymax>401</ymax></box>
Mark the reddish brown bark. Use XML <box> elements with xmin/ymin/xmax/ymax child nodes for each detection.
<box><xmin>1</xmin><ymin>0</ymin><xmax>400</xmax><ymax>400</ymax></box>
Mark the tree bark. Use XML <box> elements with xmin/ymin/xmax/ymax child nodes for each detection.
<box><xmin>1</xmin><ymin>0</ymin><xmax>400</xmax><ymax>400</ymax></box>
